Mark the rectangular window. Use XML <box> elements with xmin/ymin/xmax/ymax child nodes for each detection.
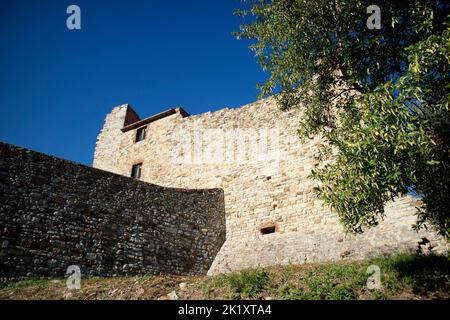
<box><xmin>135</xmin><ymin>126</ymin><xmax>147</xmax><ymax>142</ymax></box>
<box><xmin>131</xmin><ymin>163</ymin><xmax>142</xmax><ymax>179</ymax></box>
<box><xmin>260</xmin><ymin>225</ymin><xmax>276</xmax><ymax>235</ymax></box>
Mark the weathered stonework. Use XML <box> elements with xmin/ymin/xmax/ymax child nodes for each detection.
<box><xmin>93</xmin><ymin>98</ymin><xmax>448</xmax><ymax>275</ymax></box>
<box><xmin>92</xmin><ymin>105</ymin><xmax>140</xmax><ymax>175</ymax></box>
<box><xmin>0</xmin><ymin>142</ymin><xmax>225</xmax><ymax>278</ymax></box>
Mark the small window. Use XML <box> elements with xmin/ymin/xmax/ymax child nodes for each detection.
<box><xmin>131</xmin><ymin>163</ymin><xmax>142</xmax><ymax>179</ymax></box>
<box><xmin>260</xmin><ymin>225</ymin><xmax>276</xmax><ymax>235</ymax></box>
<box><xmin>135</xmin><ymin>126</ymin><xmax>147</xmax><ymax>142</ymax></box>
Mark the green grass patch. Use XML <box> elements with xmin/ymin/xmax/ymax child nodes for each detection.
<box><xmin>368</xmin><ymin>252</ymin><xmax>450</xmax><ymax>295</ymax></box>
<box><xmin>277</xmin><ymin>263</ymin><xmax>367</xmax><ymax>300</ymax></box>
<box><xmin>204</xmin><ymin>269</ymin><xmax>269</xmax><ymax>299</ymax></box>
<box><xmin>0</xmin><ymin>277</ymin><xmax>50</xmax><ymax>290</ymax></box>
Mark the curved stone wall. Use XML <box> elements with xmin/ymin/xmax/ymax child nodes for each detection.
<box><xmin>0</xmin><ymin>142</ymin><xmax>225</xmax><ymax>278</ymax></box>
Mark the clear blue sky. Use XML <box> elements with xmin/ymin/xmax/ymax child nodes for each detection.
<box><xmin>0</xmin><ymin>0</ymin><xmax>267</xmax><ymax>165</ymax></box>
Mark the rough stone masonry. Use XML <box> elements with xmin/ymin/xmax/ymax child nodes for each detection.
<box><xmin>93</xmin><ymin>97</ymin><xmax>448</xmax><ymax>275</ymax></box>
<box><xmin>0</xmin><ymin>142</ymin><xmax>225</xmax><ymax>278</ymax></box>
<box><xmin>0</xmin><ymin>97</ymin><xmax>448</xmax><ymax>279</ymax></box>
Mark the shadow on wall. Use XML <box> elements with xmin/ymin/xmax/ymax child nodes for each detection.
<box><xmin>0</xmin><ymin>142</ymin><xmax>226</xmax><ymax>278</ymax></box>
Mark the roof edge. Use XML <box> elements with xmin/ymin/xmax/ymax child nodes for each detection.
<box><xmin>121</xmin><ymin>107</ymin><xmax>189</xmax><ymax>132</ymax></box>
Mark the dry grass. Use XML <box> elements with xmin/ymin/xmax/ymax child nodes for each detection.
<box><xmin>1</xmin><ymin>253</ymin><xmax>448</xmax><ymax>300</ymax></box>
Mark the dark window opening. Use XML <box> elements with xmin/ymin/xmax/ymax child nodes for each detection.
<box><xmin>131</xmin><ymin>163</ymin><xmax>142</xmax><ymax>179</ymax></box>
<box><xmin>135</xmin><ymin>126</ymin><xmax>147</xmax><ymax>142</ymax></box>
<box><xmin>260</xmin><ymin>225</ymin><xmax>276</xmax><ymax>235</ymax></box>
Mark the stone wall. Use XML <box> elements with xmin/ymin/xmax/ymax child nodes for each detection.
<box><xmin>93</xmin><ymin>98</ymin><xmax>448</xmax><ymax>275</ymax></box>
<box><xmin>0</xmin><ymin>142</ymin><xmax>225</xmax><ymax>278</ymax></box>
<box><xmin>92</xmin><ymin>105</ymin><xmax>139</xmax><ymax>175</ymax></box>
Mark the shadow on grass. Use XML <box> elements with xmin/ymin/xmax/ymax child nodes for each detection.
<box><xmin>370</xmin><ymin>253</ymin><xmax>449</xmax><ymax>296</ymax></box>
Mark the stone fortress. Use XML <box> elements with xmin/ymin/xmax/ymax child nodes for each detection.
<box><xmin>0</xmin><ymin>97</ymin><xmax>448</xmax><ymax>278</ymax></box>
<box><xmin>93</xmin><ymin>98</ymin><xmax>448</xmax><ymax>275</ymax></box>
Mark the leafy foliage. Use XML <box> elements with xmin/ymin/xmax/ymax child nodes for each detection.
<box><xmin>236</xmin><ymin>0</ymin><xmax>450</xmax><ymax>238</ymax></box>
<box><xmin>298</xmin><ymin>264</ymin><xmax>367</xmax><ymax>300</ymax></box>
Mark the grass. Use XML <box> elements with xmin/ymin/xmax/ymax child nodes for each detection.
<box><xmin>271</xmin><ymin>252</ymin><xmax>450</xmax><ymax>300</ymax></box>
<box><xmin>271</xmin><ymin>262</ymin><xmax>367</xmax><ymax>300</ymax></box>
<box><xmin>0</xmin><ymin>253</ymin><xmax>448</xmax><ymax>300</ymax></box>
<box><xmin>204</xmin><ymin>269</ymin><xmax>269</xmax><ymax>299</ymax></box>
<box><xmin>0</xmin><ymin>278</ymin><xmax>50</xmax><ymax>290</ymax></box>
<box><xmin>368</xmin><ymin>253</ymin><xmax>450</xmax><ymax>296</ymax></box>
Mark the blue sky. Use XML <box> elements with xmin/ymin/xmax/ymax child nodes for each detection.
<box><xmin>0</xmin><ymin>0</ymin><xmax>267</xmax><ymax>165</ymax></box>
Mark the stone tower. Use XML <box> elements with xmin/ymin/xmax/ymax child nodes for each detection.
<box><xmin>93</xmin><ymin>104</ymin><xmax>140</xmax><ymax>174</ymax></box>
<box><xmin>93</xmin><ymin>98</ymin><xmax>448</xmax><ymax>275</ymax></box>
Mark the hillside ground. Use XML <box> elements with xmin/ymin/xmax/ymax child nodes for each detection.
<box><xmin>0</xmin><ymin>253</ymin><xmax>448</xmax><ymax>300</ymax></box>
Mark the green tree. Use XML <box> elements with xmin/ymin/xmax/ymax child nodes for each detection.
<box><xmin>236</xmin><ymin>0</ymin><xmax>450</xmax><ymax>239</ymax></box>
